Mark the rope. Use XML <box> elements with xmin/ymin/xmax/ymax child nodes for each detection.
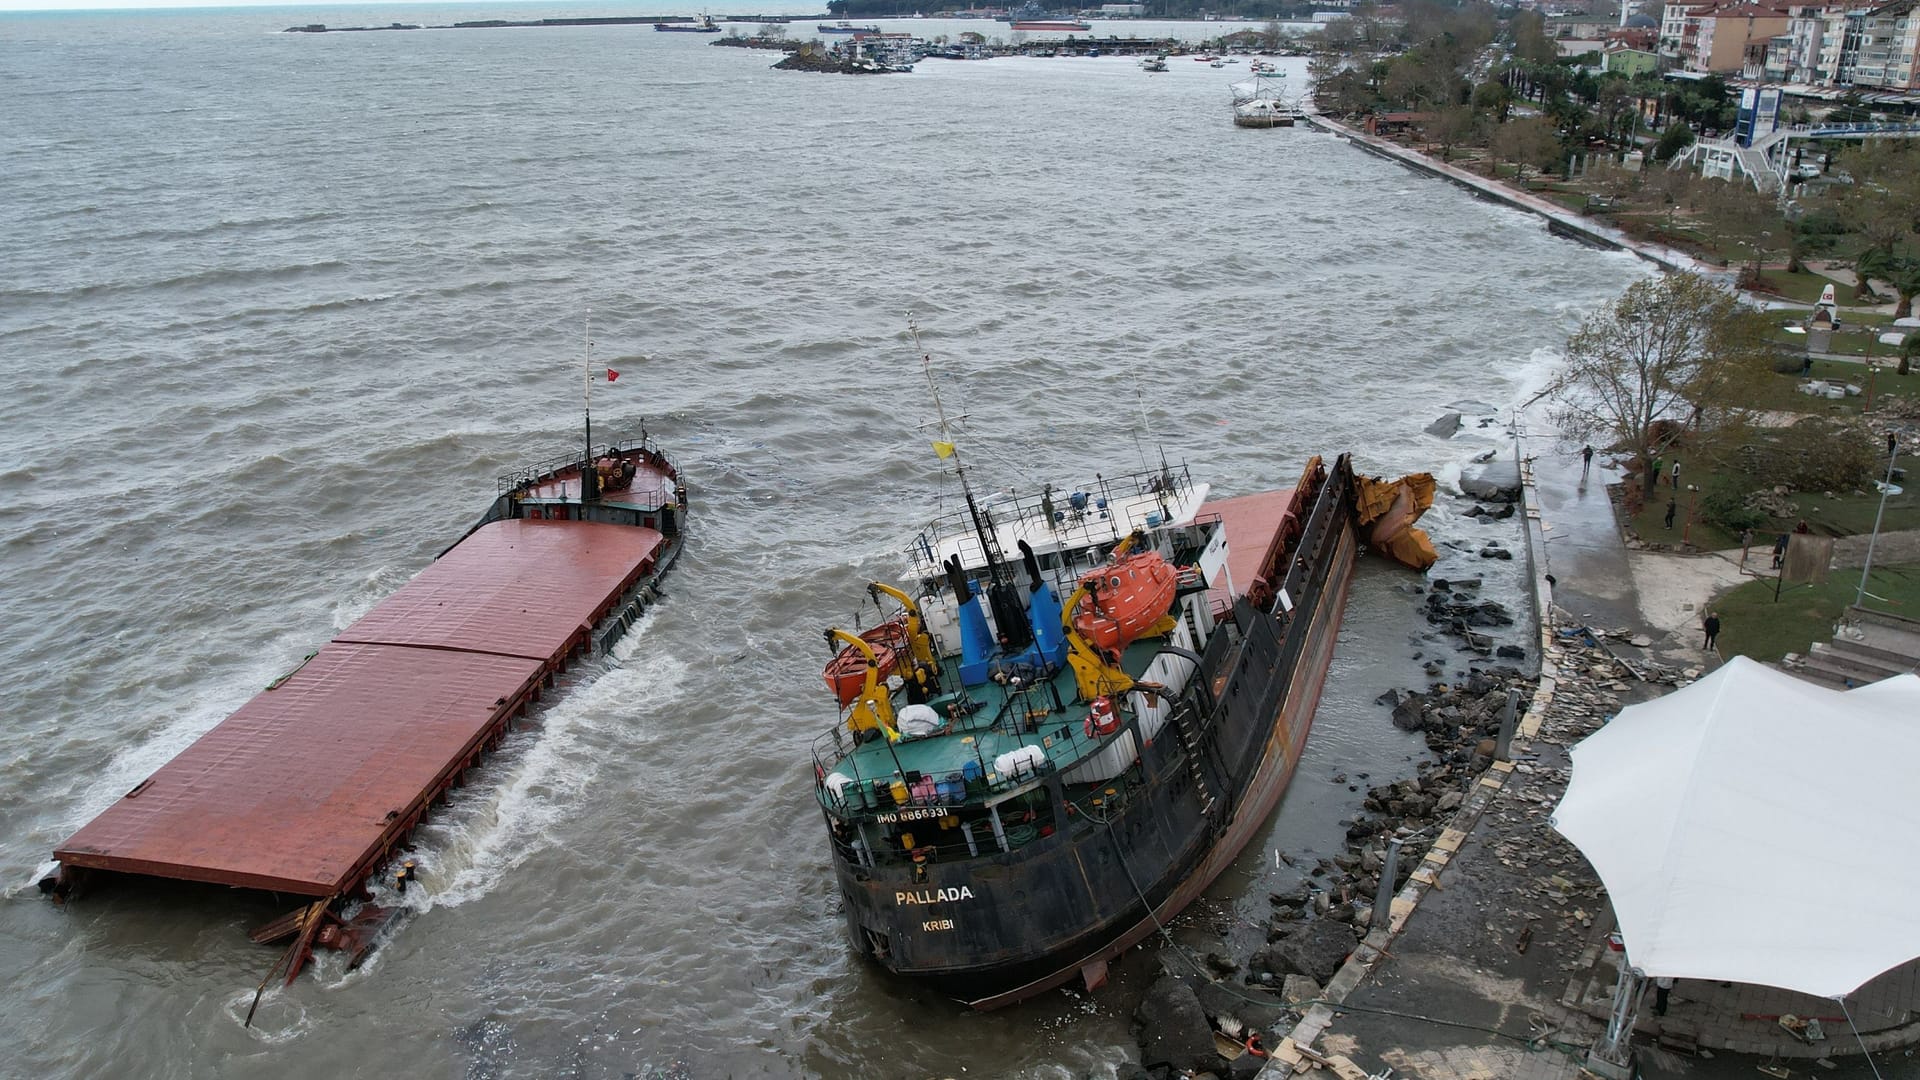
<box><xmin>1839</xmin><ymin>997</ymin><xmax>1886</xmax><ymax>1080</ymax></box>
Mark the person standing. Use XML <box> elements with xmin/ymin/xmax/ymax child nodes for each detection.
<box><xmin>1650</xmin><ymin>455</ymin><xmax>1664</xmax><ymax>487</ymax></box>
<box><xmin>1772</xmin><ymin>532</ymin><xmax>1789</xmax><ymax>568</ymax></box>
<box><xmin>1703</xmin><ymin>612</ymin><xmax>1721</xmax><ymax>650</ymax></box>
<box><xmin>1581</xmin><ymin>444</ymin><xmax>1594</xmax><ymax>480</ymax></box>
<box><xmin>1654</xmin><ymin>976</ymin><xmax>1675</xmax><ymax>1016</ymax></box>
<box><xmin>1740</xmin><ymin>527</ymin><xmax>1754</xmax><ymax>569</ymax></box>
<box><xmin>1664</xmin><ymin>498</ymin><xmax>1677</xmax><ymax>529</ymax></box>
<box><xmin>1670</xmin><ymin>459</ymin><xmax>1682</xmax><ymax>489</ymax></box>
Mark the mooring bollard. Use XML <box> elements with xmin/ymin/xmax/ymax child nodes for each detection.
<box><xmin>1495</xmin><ymin>688</ymin><xmax>1520</xmax><ymax>763</ymax></box>
<box><xmin>1372</xmin><ymin>836</ymin><xmax>1404</xmax><ymax>930</ymax></box>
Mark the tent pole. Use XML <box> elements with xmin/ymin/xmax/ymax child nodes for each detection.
<box><xmin>1586</xmin><ymin>961</ymin><xmax>1642</xmax><ymax>1079</ymax></box>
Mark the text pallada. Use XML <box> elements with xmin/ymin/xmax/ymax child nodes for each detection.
<box><xmin>894</xmin><ymin>885</ymin><xmax>976</xmax><ymax>905</ymax></box>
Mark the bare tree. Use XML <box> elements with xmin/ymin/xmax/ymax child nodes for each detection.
<box><xmin>1546</xmin><ymin>272</ymin><xmax>1774</xmax><ymax>499</ymax></box>
<box><xmin>1490</xmin><ymin>116</ymin><xmax>1561</xmax><ymax>182</ymax></box>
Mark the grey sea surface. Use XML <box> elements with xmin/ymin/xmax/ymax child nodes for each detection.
<box><xmin>0</xmin><ymin>5</ymin><xmax>1646</xmax><ymax>1077</ymax></box>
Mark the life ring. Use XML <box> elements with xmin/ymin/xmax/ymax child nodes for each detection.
<box><xmin>1244</xmin><ymin>1033</ymin><xmax>1266</xmax><ymax>1058</ymax></box>
<box><xmin>1082</xmin><ymin>695</ymin><xmax>1121</xmax><ymax>739</ymax></box>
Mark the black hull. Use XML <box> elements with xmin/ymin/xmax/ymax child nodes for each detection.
<box><xmin>828</xmin><ymin>456</ymin><xmax>1361</xmax><ymax>1007</ymax></box>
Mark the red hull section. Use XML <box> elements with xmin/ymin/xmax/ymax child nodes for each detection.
<box><xmin>339</xmin><ymin>519</ymin><xmax>663</xmax><ymax>662</ymax></box>
<box><xmin>55</xmin><ymin>644</ymin><xmax>545</xmax><ymax>896</ymax></box>
<box><xmin>54</xmin><ymin>519</ymin><xmax>667</xmax><ymax>898</ymax></box>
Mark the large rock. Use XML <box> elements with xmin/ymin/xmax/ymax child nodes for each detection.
<box><xmin>1390</xmin><ymin>692</ymin><xmax>1427</xmax><ymax>732</ymax></box>
<box><xmin>1268</xmin><ymin>919</ymin><xmax>1357</xmax><ymax>984</ymax></box>
<box><xmin>1425</xmin><ymin>412</ymin><xmax>1463</xmax><ymax>438</ymax></box>
<box><xmin>1133</xmin><ymin>975</ymin><xmax>1221</xmax><ymax>1074</ymax></box>
<box><xmin>1461</xmin><ymin>458</ymin><xmax>1522</xmax><ymax>502</ymax></box>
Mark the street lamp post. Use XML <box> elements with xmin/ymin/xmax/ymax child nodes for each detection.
<box><xmin>1857</xmin><ymin>438</ymin><xmax>1900</xmax><ymax>608</ymax></box>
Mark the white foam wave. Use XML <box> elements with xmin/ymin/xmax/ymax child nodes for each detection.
<box><xmin>396</xmin><ymin>621</ymin><xmax>689</xmax><ymax>912</ymax></box>
<box><xmin>219</xmin><ymin>986</ymin><xmax>313</xmax><ymax>1043</ymax></box>
<box><xmin>331</xmin><ymin>565</ymin><xmax>415</xmax><ymax>630</ymax></box>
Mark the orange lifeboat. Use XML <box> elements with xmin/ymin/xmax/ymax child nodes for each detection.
<box><xmin>823</xmin><ymin>619</ymin><xmax>911</xmax><ymax>707</ymax></box>
<box><xmin>1071</xmin><ymin>551</ymin><xmax>1178</xmax><ymax>654</ymax></box>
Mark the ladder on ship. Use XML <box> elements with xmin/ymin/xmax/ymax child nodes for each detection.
<box><xmin>1170</xmin><ymin>701</ymin><xmax>1217</xmax><ymax>818</ymax></box>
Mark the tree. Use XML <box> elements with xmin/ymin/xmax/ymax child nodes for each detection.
<box><xmin>1509</xmin><ymin>9</ymin><xmax>1558</xmax><ymax>66</ymax></box>
<box><xmin>1472</xmin><ymin>78</ymin><xmax>1512</xmax><ymax>122</ymax></box>
<box><xmin>1699</xmin><ymin>179</ymin><xmax>1787</xmax><ymax>287</ymax></box>
<box><xmin>1490</xmin><ymin>116</ymin><xmax>1561</xmax><ymax>182</ymax></box>
<box><xmin>1652</xmin><ymin>122</ymin><xmax>1695</xmax><ymax>162</ymax></box>
<box><xmin>1546</xmin><ymin>272</ymin><xmax>1774</xmax><ymax>499</ymax></box>
<box><xmin>1424</xmin><ymin>105</ymin><xmax>1478</xmax><ymax>162</ymax></box>
<box><xmin>1262</xmin><ymin>18</ymin><xmax>1284</xmax><ymax>52</ymax></box>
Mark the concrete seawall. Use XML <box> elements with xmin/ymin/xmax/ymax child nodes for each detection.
<box><xmin>1299</xmin><ymin>112</ymin><xmax>1723</xmax><ymax>279</ymax></box>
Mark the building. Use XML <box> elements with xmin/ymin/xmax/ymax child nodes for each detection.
<box><xmin>1662</xmin><ymin>2</ymin><xmax>1793</xmax><ymax>72</ymax></box>
<box><xmin>1854</xmin><ymin>0</ymin><xmax>1919</xmax><ymax>88</ymax></box>
<box><xmin>1606</xmin><ymin>41</ymin><xmax>1664</xmax><ymax>72</ymax></box>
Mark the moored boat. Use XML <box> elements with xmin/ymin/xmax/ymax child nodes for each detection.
<box><xmin>654</xmin><ymin>14</ymin><xmax>721</xmax><ymax>31</ymax></box>
<box><xmin>808</xmin><ymin>328</ymin><xmax>1436</xmax><ymax>1008</ymax></box>
<box><xmin>818</xmin><ymin>20</ymin><xmax>882</xmax><ymax>33</ymax></box>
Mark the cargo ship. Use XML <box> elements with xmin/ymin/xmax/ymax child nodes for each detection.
<box><xmin>1010</xmin><ymin>19</ymin><xmax>1091</xmax><ymax>30</ymax></box>
<box><xmin>654</xmin><ymin>15</ymin><xmax>721</xmax><ymax>31</ymax></box>
<box><xmin>808</xmin><ymin>339</ymin><xmax>1435</xmax><ymax>1008</ymax></box>
<box><xmin>43</xmin><ymin>426</ymin><xmax>685</xmax><ymax>983</ymax></box>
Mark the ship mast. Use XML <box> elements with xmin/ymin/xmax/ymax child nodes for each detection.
<box><xmin>581</xmin><ymin>309</ymin><xmax>600</xmax><ymax>505</ymax></box>
<box><xmin>909</xmin><ymin>316</ymin><xmax>1031</xmax><ymax>650</ymax></box>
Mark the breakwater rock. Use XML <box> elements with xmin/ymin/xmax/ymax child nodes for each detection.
<box><xmin>771</xmin><ymin>43</ymin><xmax>898</xmax><ymax>74</ymax></box>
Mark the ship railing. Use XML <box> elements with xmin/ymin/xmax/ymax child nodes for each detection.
<box><xmin>905</xmin><ymin>461</ymin><xmax>1199</xmax><ymax>578</ymax></box>
<box><xmin>496</xmin><ymin>429</ymin><xmax>671</xmax><ymax>494</ymax></box>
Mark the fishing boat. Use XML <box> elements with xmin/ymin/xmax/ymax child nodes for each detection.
<box><xmin>1141</xmin><ymin>55</ymin><xmax>1167</xmax><ymax>72</ymax></box>
<box><xmin>807</xmin><ymin>326</ymin><xmax>1437</xmax><ymax>1008</ymax></box>
<box><xmin>44</xmin><ymin>355</ymin><xmax>687</xmax><ymax>990</ymax></box>
<box><xmin>1231</xmin><ymin>70</ymin><xmax>1300</xmax><ymax>127</ymax></box>
<box><xmin>654</xmin><ymin>14</ymin><xmax>721</xmax><ymax>31</ymax></box>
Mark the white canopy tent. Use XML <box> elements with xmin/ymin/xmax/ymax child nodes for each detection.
<box><xmin>1552</xmin><ymin>657</ymin><xmax>1920</xmax><ymax>1000</ymax></box>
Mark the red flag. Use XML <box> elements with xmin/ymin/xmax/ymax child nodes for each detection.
<box><xmin>605</xmin><ymin>368</ymin><xmax>620</xmax><ymax>383</ymax></box>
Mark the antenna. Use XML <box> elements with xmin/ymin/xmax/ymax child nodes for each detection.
<box><xmin>581</xmin><ymin>309</ymin><xmax>600</xmax><ymax>504</ymax></box>
<box><xmin>906</xmin><ymin>313</ymin><xmax>1030</xmax><ymax>650</ymax></box>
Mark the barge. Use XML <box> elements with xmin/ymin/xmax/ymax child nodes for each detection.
<box><xmin>44</xmin><ymin>430</ymin><xmax>685</xmax><ymax>981</ymax></box>
<box><xmin>809</xmin><ymin>343</ymin><xmax>1435</xmax><ymax>1008</ymax></box>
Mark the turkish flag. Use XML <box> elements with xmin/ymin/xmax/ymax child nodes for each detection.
<box><xmin>605</xmin><ymin>368</ymin><xmax>621</xmax><ymax>383</ymax></box>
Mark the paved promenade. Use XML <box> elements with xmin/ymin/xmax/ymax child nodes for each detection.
<box><xmin>1255</xmin><ymin>435</ymin><xmax>1920</xmax><ymax>1080</ymax></box>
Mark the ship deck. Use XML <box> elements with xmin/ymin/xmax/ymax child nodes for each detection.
<box><xmin>1202</xmin><ymin>487</ymin><xmax>1296</xmax><ymax>614</ymax></box>
<box><xmin>522</xmin><ymin>459</ymin><xmax>675</xmax><ymax>510</ymax></box>
<box><xmin>55</xmin><ymin>518</ymin><xmax>666</xmax><ymax>898</ymax></box>
<box><xmin>833</xmin><ymin>486</ymin><xmax>1302</xmax><ymax>797</ymax></box>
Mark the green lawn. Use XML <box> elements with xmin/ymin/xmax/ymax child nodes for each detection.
<box><xmin>1712</xmin><ymin>564</ymin><xmax>1920</xmax><ymax>662</ymax></box>
<box><xmin>1625</xmin><ymin>481</ymin><xmax>1739</xmax><ymax>551</ymax></box>
<box><xmin>1742</xmin><ymin>360</ymin><xmax>1920</xmax><ymax>414</ymax></box>
<box><xmin>1753</xmin><ymin>269</ymin><xmax>1845</xmax><ymax>304</ymax></box>
<box><xmin>1620</xmin><ymin>449</ymin><xmax>1919</xmax><ymax>547</ymax></box>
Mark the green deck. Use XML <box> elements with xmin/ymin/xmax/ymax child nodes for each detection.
<box><xmin>832</xmin><ymin>637</ymin><xmax>1170</xmax><ymax>794</ymax></box>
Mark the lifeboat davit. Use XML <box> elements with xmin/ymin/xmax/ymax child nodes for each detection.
<box><xmin>1072</xmin><ymin>551</ymin><xmax>1178</xmax><ymax>654</ymax></box>
<box><xmin>824</xmin><ymin>619</ymin><xmax>911</xmax><ymax>707</ymax></box>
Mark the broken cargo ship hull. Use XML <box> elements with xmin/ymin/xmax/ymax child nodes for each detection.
<box><xmin>822</xmin><ymin>454</ymin><xmax>1372</xmax><ymax>1008</ymax></box>
<box><xmin>45</xmin><ymin>432</ymin><xmax>684</xmax><ymax>976</ymax></box>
